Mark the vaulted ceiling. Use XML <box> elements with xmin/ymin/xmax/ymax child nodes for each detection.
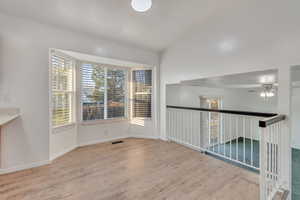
<box><xmin>0</xmin><ymin>0</ymin><xmax>234</xmax><ymax>52</ymax></box>
<box><xmin>0</xmin><ymin>0</ymin><xmax>299</xmax><ymax>53</ymax></box>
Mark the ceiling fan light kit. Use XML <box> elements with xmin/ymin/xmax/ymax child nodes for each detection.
<box><xmin>260</xmin><ymin>83</ymin><xmax>275</xmax><ymax>99</ymax></box>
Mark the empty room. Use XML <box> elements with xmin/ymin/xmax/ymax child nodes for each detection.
<box><xmin>0</xmin><ymin>0</ymin><xmax>299</xmax><ymax>200</ymax></box>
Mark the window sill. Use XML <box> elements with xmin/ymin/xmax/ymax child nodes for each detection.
<box><xmin>80</xmin><ymin>118</ymin><xmax>129</xmax><ymax>126</ymax></box>
<box><xmin>52</xmin><ymin>123</ymin><xmax>76</xmax><ymax>134</ymax></box>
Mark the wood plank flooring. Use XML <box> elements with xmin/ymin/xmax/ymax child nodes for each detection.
<box><xmin>0</xmin><ymin>138</ymin><xmax>259</xmax><ymax>200</ymax></box>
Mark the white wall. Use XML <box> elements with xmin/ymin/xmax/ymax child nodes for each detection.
<box><xmin>0</xmin><ymin>12</ymin><xmax>159</xmax><ymax>171</ymax></box>
<box><xmin>160</xmin><ymin>0</ymin><xmax>300</xmax><ymax>142</ymax></box>
<box><xmin>50</xmin><ymin>125</ymin><xmax>77</xmax><ymax>160</ymax></box>
<box><xmin>166</xmin><ymin>85</ymin><xmax>277</xmax><ymax>113</ymax></box>
<box><xmin>78</xmin><ymin>121</ymin><xmax>130</xmax><ymax>146</ymax></box>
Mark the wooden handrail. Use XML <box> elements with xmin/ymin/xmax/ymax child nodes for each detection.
<box><xmin>259</xmin><ymin>115</ymin><xmax>286</xmax><ymax>128</ymax></box>
<box><xmin>166</xmin><ymin>105</ymin><xmax>277</xmax><ymax>118</ymax></box>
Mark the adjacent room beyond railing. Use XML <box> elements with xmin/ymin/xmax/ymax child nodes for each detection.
<box><xmin>166</xmin><ymin>105</ymin><xmax>288</xmax><ymax>200</ymax></box>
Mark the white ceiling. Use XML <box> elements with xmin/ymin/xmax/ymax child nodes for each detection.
<box><xmin>0</xmin><ymin>0</ymin><xmax>232</xmax><ymax>52</ymax></box>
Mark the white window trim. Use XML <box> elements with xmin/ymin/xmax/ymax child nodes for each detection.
<box><xmin>49</xmin><ymin>49</ymin><xmax>156</xmax><ymax>127</ymax></box>
<box><xmin>49</xmin><ymin>49</ymin><xmax>77</xmax><ymax>130</ymax></box>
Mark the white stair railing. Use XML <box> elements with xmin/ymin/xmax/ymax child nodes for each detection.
<box><xmin>166</xmin><ymin>105</ymin><xmax>277</xmax><ymax>171</ymax></box>
<box><xmin>166</xmin><ymin>106</ymin><xmax>289</xmax><ymax>200</ymax></box>
<box><xmin>167</xmin><ymin>108</ymin><xmax>202</xmax><ymax>151</ymax></box>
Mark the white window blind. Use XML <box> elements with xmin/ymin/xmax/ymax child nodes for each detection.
<box><xmin>51</xmin><ymin>52</ymin><xmax>75</xmax><ymax>127</ymax></box>
<box><xmin>81</xmin><ymin>63</ymin><xmax>126</xmax><ymax>121</ymax></box>
<box><xmin>132</xmin><ymin>70</ymin><xmax>152</xmax><ymax>118</ymax></box>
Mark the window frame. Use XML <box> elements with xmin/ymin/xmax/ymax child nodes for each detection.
<box><xmin>49</xmin><ymin>49</ymin><xmax>76</xmax><ymax>129</ymax></box>
<box><xmin>79</xmin><ymin>60</ymin><xmax>130</xmax><ymax>124</ymax></box>
<box><xmin>130</xmin><ymin>67</ymin><xmax>153</xmax><ymax>121</ymax></box>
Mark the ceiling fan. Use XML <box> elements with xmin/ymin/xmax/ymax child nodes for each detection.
<box><xmin>248</xmin><ymin>83</ymin><xmax>276</xmax><ymax>99</ymax></box>
<box><xmin>260</xmin><ymin>84</ymin><xmax>276</xmax><ymax>98</ymax></box>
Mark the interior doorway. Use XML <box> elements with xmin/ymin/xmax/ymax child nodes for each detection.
<box><xmin>200</xmin><ymin>96</ymin><xmax>222</xmax><ymax>145</ymax></box>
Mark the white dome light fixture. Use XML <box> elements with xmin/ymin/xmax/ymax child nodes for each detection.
<box><xmin>131</xmin><ymin>0</ymin><xmax>152</xmax><ymax>12</ymax></box>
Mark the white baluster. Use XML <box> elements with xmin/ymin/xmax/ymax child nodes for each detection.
<box><xmin>260</xmin><ymin>126</ymin><xmax>267</xmax><ymax>200</ymax></box>
<box><xmin>250</xmin><ymin>118</ymin><xmax>254</xmax><ymax>167</ymax></box>
<box><xmin>167</xmin><ymin>109</ymin><xmax>170</xmax><ymax>140</ymax></box>
<box><xmin>199</xmin><ymin>111</ymin><xmax>201</xmax><ymax>148</ymax></box>
<box><xmin>218</xmin><ymin>113</ymin><xmax>221</xmax><ymax>154</ymax></box>
<box><xmin>191</xmin><ymin>111</ymin><xmax>194</xmax><ymax>146</ymax></box>
<box><xmin>224</xmin><ymin>114</ymin><xmax>227</xmax><ymax>157</ymax></box>
<box><xmin>236</xmin><ymin>116</ymin><xmax>238</xmax><ymax>161</ymax></box>
<box><xmin>176</xmin><ymin>110</ymin><xmax>179</xmax><ymax>143</ymax></box>
<box><xmin>243</xmin><ymin>117</ymin><xmax>246</xmax><ymax>163</ymax></box>
<box><xmin>230</xmin><ymin>115</ymin><xmax>232</xmax><ymax>160</ymax></box>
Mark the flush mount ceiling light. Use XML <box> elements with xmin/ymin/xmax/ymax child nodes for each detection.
<box><xmin>131</xmin><ymin>0</ymin><xmax>152</xmax><ymax>12</ymax></box>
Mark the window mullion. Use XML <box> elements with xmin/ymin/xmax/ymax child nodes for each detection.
<box><xmin>104</xmin><ymin>67</ymin><xmax>108</xmax><ymax>120</ymax></box>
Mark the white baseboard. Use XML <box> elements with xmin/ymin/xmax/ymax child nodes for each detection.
<box><xmin>168</xmin><ymin>137</ymin><xmax>205</xmax><ymax>152</ymax></box>
<box><xmin>131</xmin><ymin>135</ymin><xmax>159</xmax><ymax>139</ymax></box>
<box><xmin>78</xmin><ymin>136</ymin><xmax>129</xmax><ymax>147</ymax></box>
<box><xmin>0</xmin><ymin>136</ymin><xmax>162</xmax><ymax>175</ymax></box>
<box><xmin>79</xmin><ymin>135</ymin><xmax>159</xmax><ymax>147</ymax></box>
<box><xmin>160</xmin><ymin>136</ymin><xmax>168</xmax><ymax>141</ymax></box>
<box><xmin>50</xmin><ymin>145</ymin><xmax>77</xmax><ymax>161</ymax></box>
<box><xmin>0</xmin><ymin>160</ymin><xmax>51</xmax><ymax>175</ymax></box>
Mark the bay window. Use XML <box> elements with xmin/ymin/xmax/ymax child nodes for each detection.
<box><xmin>51</xmin><ymin>51</ymin><xmax>153</xmax><ymax>124</ymax></box>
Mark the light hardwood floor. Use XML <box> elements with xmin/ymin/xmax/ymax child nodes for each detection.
<box><xmin>0</xmin><ymin>138</ymin><xmax>259</xmax><ymax>200</ymax></box>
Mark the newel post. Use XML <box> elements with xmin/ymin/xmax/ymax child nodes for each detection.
<box><xmin>277</xmin><ymin>66</ymin><xmax>292</xmax><ymax>198</ymax></box>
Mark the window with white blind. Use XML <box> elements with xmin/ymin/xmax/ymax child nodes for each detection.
<box><xmin>81</xmin><ymin>63</ymin><xmax>126</xmax><ymax>121</ymax></box>
<box><xmin>132</xmin><ymin>70</ymin><xmax>152</xmax><ymax>118</ymax></box>
<box><xmin>51</xmin><ymin>52</ymin><xmax>75</xmax><ymax>127</ymax></box>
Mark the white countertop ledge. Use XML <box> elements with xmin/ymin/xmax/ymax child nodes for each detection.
<box><xmin>0</xmin><ymin>108</ymin><xmax>20</xmax><ymax>126</ymax></box>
